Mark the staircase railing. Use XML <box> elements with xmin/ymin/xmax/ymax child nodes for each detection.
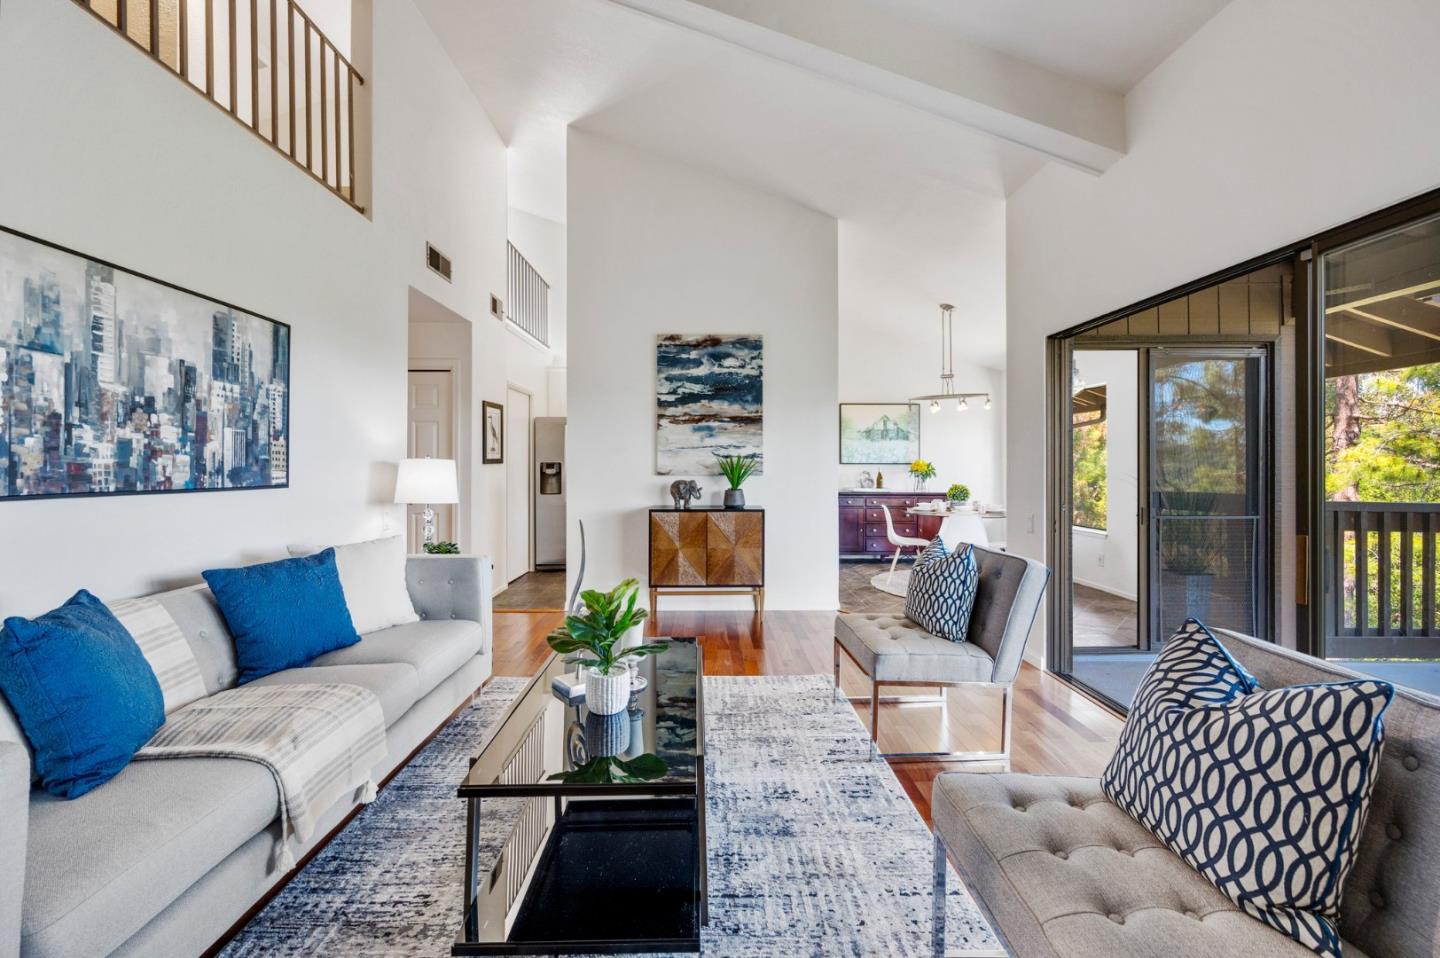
<box><xmin>74</xmin><ymin>0</ymin><xmax>365</xmax><ymax>212</ymax></box>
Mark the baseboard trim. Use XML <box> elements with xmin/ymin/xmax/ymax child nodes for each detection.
<box><xmin>1071</xmin><ymin>577</ymin><xmax>1137</xmax><ymax>602</ymax></box>
<box><xmin>199</xmin><ymin>673</ymin><xmax>495</xmax><ymax>958</ymax></box>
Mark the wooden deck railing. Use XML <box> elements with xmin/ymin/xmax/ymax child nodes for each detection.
<box><xmin>74</xmin><ymin>0</ymin><xmax>364</xmax><ymax>212</ymax></box>
<box><xmin>1327</xmin><ymin>502</ymin><xmax>1440</xmax><ymax>658</ymax></box>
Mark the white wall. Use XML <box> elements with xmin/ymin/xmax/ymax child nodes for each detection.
<box><xmin>1069</xmin><ymin>350</ymin><xmax>1137</xmax><ymax>599</ymax></box>
<box><xmin>0</xmin><ymin>0</ymin><xmax>510</xmax><ymax>615</ymax></box>
<box><xmin>567</xmin><ymin>129</ymin><xmax>840</xmax><ymax>610</ymax></box>
<box><xmin>1006</xmin><ymin>0</ymin><xmax>1440</xmax><ymax>661</ymax></box>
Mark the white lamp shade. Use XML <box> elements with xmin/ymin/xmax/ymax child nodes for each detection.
<box><xmin>394</xmin><ymin>458</ymin><xmax>459</xmax><ymax>505</ymax></box>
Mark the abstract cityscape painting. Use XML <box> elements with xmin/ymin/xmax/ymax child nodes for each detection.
<box><xmin>0</xmin><ymin>227</ymin><xmax>290</xmax><ymax>501</ymax></box>
<box><xmin>839</xmin><ymin>403</ymin><xmax>920</xmax><ymax>464</ymax></box>
<box><xmin>656</xmin><ymin>334</ymin><xmax>762</xmax><ymax>475</ymax></box>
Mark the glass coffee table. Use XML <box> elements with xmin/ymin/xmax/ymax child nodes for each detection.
<box><xmin>454</xmin><ymin>638</ymin><xmax>705</xmax><ymax>955</ymax></box>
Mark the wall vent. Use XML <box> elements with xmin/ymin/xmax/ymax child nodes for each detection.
<box><xmin>426</xmin><ymin>243</ymin><xmax>453</xmax><ymax>282</ymax></box>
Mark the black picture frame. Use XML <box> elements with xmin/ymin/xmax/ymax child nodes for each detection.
<box><xmin>837</xmin><ymin>402</ymin><xmax>921</xmax><ymax>464</ymax></box>
<box><xmin>482</xmin><ymin>400</ymin><xmax>504</xmax><ymax>463</ymax></box>
<box><xmin>0</xmin><ymin>223</ymin><xmax>292</xmax><ymax>503</ymax></box>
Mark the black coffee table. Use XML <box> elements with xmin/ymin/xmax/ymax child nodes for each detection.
<box><xmin>454</xmin><ymin>638</ymin><xmax>706</xmax><ymax>955</ymax></box>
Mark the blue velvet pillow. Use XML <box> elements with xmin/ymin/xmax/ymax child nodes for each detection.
<box><xmin>0</xmin><ymin>590</ymin><xmax>165</xmax><ymax>799</ymax></box>
<box><xmin>203</xmin><ymin>548</ymin><xmax>361</xmax><ymax>684</ymax></box>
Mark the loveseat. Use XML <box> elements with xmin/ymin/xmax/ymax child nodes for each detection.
<box><xmin>931</xmin><ymin>630</ymin><xmax>1440</xmax><ymax>958</ymax></box>
<box><xmin>0</xmin><ymin>554</ymin><xmax>493</xmax><ymax>958</ymax></box>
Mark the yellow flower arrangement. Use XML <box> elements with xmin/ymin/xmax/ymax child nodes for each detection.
<box><xmin>908</xmin><ymin>459</ymin><xmax>937</xmax><ymax>481</ymax></box>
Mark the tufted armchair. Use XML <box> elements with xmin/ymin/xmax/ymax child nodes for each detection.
<box><xmin>834</xmin><ymin>545</ymin><xmax>1049</xmax><ymax>765</ymax></box>
<box><xmin>931</xmin><ymin>630</ymin><xmax>1440</xmax><ymax>958</ymax></box>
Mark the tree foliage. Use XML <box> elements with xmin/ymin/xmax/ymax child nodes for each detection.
<box><xmin>1326</xmin><ymin>363</ymin><xmax>1440</xmax><ymax>503</ymax></box>
<box><xmin>1071</xmin><ymin>421</ymin><xmax>1107</xmax><ymax>531</ymax></box>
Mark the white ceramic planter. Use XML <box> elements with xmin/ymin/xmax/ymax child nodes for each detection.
<box><xmin>587</xmin><ymin>667</ymin><xmax>632</xmax><ymax>716</ymax></box>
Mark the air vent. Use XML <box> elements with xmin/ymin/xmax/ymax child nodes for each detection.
<box><xmin>426</xmin><ymin>243</ymin><xmax>452</xmax><ymax>283</ymax></box>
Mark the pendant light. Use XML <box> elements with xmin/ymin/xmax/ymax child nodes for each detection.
<box><xmin>910</xmin><ymin>303</ymin><xmax>990</xmax><ymax>412</ymax></box>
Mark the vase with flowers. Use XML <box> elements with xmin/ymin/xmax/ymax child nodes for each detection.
<box><xmin>908</xmin><ymin>458</ymin><xmax>937</xmax><ymax>492</ymax></box>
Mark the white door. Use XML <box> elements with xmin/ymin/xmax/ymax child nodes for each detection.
<box><xmin>407</xmin><ymin>369</ymin><xmax>455</xmax><ymax>551</ymax></box>
<box><xmin>505</xmin><ymin>386</ymin><xmax>532</xmax><ymax>583</ymax></box>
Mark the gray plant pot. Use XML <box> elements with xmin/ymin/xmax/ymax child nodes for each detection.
<box><xmin>723</xmin><ymin>488</ymin><xmax>746</xmax><ymax>509</ymax></box>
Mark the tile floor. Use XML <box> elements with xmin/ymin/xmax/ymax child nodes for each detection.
<box><xmin>838</xmin><ymin>561</ymin><xmax>910</xmax><ymax>615</ymax></box>
<box><xmin>1073</xmin><ymin>583</ymin><xmax>1138</xmax><ymax>649</ymax></box>
<box><xmin>493</xmin><ymin>571</ymin><xmax>567</xmax><ymax>610</ymax></box>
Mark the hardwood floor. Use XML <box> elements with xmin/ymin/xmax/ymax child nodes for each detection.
<box><xmin>490</xmin><ymin>608</ymin><xmax>1123</xmax><ymax>825</ymax></box>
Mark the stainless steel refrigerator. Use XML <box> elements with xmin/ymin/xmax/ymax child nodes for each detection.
<box><xmin>533</xmin><ymin>417</ymin><xmax>566</xmax><ymax>570</ymax></box>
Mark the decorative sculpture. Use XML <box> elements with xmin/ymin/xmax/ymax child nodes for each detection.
<box><xmin>669</xmin><ymin>479</ymin><xmax>703</xmax><ymax>510</ymax></box>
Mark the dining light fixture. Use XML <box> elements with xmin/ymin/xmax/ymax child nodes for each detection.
<box><xmin>910</xmin><ymin>303</ymin><xmax>991</xmax><ymax>412</ymax></box>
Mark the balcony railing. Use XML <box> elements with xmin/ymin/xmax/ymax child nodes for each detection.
<box><xmin>1327</xmin><ymin>502</ymin><xmax>1440</xmax><ymax>658</ymax></box>
<box><xmin>506</xmin><ymin>242</ymin><xmax>550</xmax><ymax>347</ymax></box>
<box><xmin>74</xmin><ymin>0</ymin><xmax>364</xmax><ymax>212</ymax></box>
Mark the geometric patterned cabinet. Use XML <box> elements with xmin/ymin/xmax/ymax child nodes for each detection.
<box><xmin>648</xmin><ymin>507</ymin><xmax>764</xmax><ymax>613</ymax></box>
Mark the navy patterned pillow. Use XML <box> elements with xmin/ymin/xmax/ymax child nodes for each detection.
<box><xmin>904</xmin><ymin>538</ymin><xmax>978</xmax><ymax>642</ymax></box>
<box><xmin>1102</xmin><ymin>620</ymin><xmax>1393</xmax><ymax>956</ymax></box>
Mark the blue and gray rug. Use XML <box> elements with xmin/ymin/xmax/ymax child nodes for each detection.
<box><xmin>221</xmin><ymin>674</ymin><xmax>1001</xmax><ymax>956</ymax></box>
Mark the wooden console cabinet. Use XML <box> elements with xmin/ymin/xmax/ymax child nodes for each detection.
<box><xmin>838</xmin><ymin>491</ymin><xmax>950</xmax><ymax>559</ymax></box>
<box><xmin>649</xmin><ymin>507</ymin><xmax>764</xmax><ymax>612</ymax></box>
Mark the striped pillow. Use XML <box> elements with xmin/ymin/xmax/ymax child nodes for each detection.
<box><xmin>108</xmin><ymin>597</ymin><xmax>209</xmax><ymax>714</ymax></box>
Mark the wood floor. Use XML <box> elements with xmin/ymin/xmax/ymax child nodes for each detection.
<box><xmin>490</xmin><ymin>609</ymin><xmax>1123</xmax><ymax>826</ymax></box>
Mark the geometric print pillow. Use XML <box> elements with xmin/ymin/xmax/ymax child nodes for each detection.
<box><xmin>904</xmin><ymin>538</ymin><xmax>979</xmax><ymax>643</ymax></box>
<box><xmin>1101</xmin><ymin>620</ymin><xmax>1394</xmax><ymax>957</ymax></box>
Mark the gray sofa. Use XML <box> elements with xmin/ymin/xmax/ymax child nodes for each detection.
<box><xmin>0</xmin><ymin>554</ymin><xmax>493</xmax><ymax>958</ymax></box>
<box><xmin>932</xmin><ymin>630</ymin><xmax>1440</xmax><ymax>958</ymax></box>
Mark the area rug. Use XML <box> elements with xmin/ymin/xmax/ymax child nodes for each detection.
<box><xmin>221</xmin><ymin>674</ymin><xmax>1002</xmax><ymax>957</ymax></box>
<box><xmin>870</xmin><ymin>569</ymin><xmax>911</xmax><ymax>597</ymax></box>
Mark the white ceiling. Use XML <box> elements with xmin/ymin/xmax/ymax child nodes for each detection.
<box><xmin>872</xmin><ymin>0</ymin><xmax>1232</xmax><ymax>93</ymax></box>
<box><xmin>416</xmin><ymin>0</ymin><xmax>1230</xmax><ymax>368</ymax></box>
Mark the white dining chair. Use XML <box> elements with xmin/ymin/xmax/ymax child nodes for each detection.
<box><xmin>937</xmin><ymin>512</ymin><xmax>990</xmax><ymax>552</ymax></box>
<box><xmin>881</xmin><ymin>504</ymin><xmax>930</xmax><ymax>584</ymax></box>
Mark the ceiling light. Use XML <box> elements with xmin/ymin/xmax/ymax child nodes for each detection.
<box><xmin>910</xmin><ymin>303</ymin><xmax>989</xmax><ymax>413</ymax></box>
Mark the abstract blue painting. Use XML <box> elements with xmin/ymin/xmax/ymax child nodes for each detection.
<box><xmin>656</xmin><ymin>334</ymin><xmax>763</xmax><ymax>476</ymax></box>
<box><xmin>0</xmin><ymin>227</ymin><xmax>290</xmax><ymax>500</ymax></box>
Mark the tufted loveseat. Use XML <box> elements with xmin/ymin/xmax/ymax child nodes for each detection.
<box><xmin>931</xmin><ymin>630</ymin><xmax>1440</xmax><ymax>958</ymax></box>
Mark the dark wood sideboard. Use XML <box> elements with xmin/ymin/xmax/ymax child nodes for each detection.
<box><xmin>649</xmin><ymin>507</ymin><xmax>765</xmax><ymax>612</ymax></box>
<box><xmin>839</xmin><ymin>490</ymin><xmax>950</xmax><ymax>560</ymax></box>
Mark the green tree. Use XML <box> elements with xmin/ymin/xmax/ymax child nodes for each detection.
<box><xmin>1072</xmin><ymin>421</ymin><xmax>1107</xmax><ymax>530</ymax></box>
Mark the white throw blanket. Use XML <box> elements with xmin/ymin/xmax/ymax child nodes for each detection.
<box><xmin>135</xmin><ymin>683</ymin><xmax>388</xmax><ymax>873</ymax></box>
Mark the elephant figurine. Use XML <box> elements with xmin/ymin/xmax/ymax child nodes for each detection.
<box><xmin>669</xmin><ymin>479</ymin><xmax>703</xmax><ymax>510</ymax></box>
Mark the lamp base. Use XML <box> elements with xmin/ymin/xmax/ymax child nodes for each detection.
<box><xmin>422</xmin><ymin>505</ymin><xmax>436</xmax><ymax>546</ymax></box>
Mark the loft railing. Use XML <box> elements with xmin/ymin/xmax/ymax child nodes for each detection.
<box><xmin>74</xmin><ymin>0</ymin><xmax>364</xmax><ymax>212</ymax></box>
<box><xmin>506</xmin><ymin>242</ymin><xmax>550</xmax><ymax>347</ymax></box>
<box><xmin>1327</xmin><ymin>502</ymin><xmax>1440</xmax><ymax>658</ymax></box>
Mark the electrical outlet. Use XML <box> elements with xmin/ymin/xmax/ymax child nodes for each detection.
<box><xmin>1097</xmin><ymin>554</ymin><xmax>1105</xmax><ymax>567</ymax></box>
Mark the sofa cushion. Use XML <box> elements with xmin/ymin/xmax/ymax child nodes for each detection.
<box><xmin>311</xmin><ymin>619</ymin><xmax>483</xmax><ymax>700</ymax></box>
<box><xmin>904</xmin><ymin>539</ymin><xmax>979</xmax><ymax>642</ymax></box>
<box><xmin>834</xmin><ymin>613</ymin><xmax>993</xmax><ymax>683</ymax></box>
<box><xmin>1102</xmin><ymin>620</ymin><xmax>1393</xmax><ymax>956</ymax></box>
<box><xmin>932</xmin><ymin>772</ymin><xmax>1338</xmax><ymax>958</ymax></box>
<box><xmin>0</xmin><ymin>590</ymin><xmax>165</xmax><ymax>799</ymax></box>
<box><xmin>203</xmin><ymin>549</ymin><xmax>361</xmax><ymax>684</ymax></box>
<box><xmin>245</xmin><ymin>663</ymin><xmax>420</xmax><ymax>727</ymax></box>
<box><xmin>22</xmin><ymin>757</ymin><xmax>277</xmax><ymax>958</ymax></box>
<box><xmin>288</xmin><ymin>536</ymin><xmax>420</xmax><ymax>635</ymax></box>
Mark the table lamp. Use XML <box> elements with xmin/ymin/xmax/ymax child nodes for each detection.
<box><xmin>394</xmin><ymin>458</ymin><xmax>458</xmax><ymax>546</ymax></box>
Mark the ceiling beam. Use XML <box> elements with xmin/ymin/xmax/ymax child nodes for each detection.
<box><xmin>603</xmin><ymin>0</ymin><xmax>1126</xmax><ymax>176</ymax></box>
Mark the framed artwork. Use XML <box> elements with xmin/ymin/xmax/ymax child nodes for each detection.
<box><xmin>482</xmin><ymin>400</ymin><xmax>504</xmax><ymax>463</ymax></box>
<box><xmin>839</xmin><ymin>403</ymin><xmax>920</xmax><ymax>464</ymax></box>
<box><xmin>656</xmin><ymin>334</ymin><xmax>763</xmax><ymax>475</ymax></box>
<box><xmin>0</xmin><ymin>225</ymin><xmax>290</xmax><ymax>501</ymax></box>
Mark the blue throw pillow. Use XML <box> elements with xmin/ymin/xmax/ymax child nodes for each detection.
<box><xmin>904</xmin><ymin>537</ymin><xmax>979</xmax><ymax>642</ymax></box>
<box><xmin>0</xmin><ymin>590</ymin><xmax>165</xmax><ymax>799</ymax></box>
<box><xmin>1102</xmin><ymin>620</ymin><xmax>1393</xmax><ymax>957</ymax></box>
<box><xmin>203</xmin><ymin>548</ymin><xmax>361</xmax><ymax>684</ymax></box>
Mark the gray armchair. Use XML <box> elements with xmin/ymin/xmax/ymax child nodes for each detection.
<box><xmin>833</xmin><ymin>545</ymin><xmax>1049</xmax><ymax>766</ymax></box>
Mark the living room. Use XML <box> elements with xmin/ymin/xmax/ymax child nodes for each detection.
<box><xmin>2</xmin><ymin>2</ymin><xmax>1439</xmax><ymax>957</ymax></box>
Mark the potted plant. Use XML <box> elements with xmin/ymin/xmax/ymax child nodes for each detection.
<box><xmin>909</xmin><ymin>458</ymin><xmax>937</xmax><ymax>492</ymax></box>
<box><xmin>946</xmin><ymin>483</ymin><xmax>971</xmax><ymax>509</ymax></box>
<box><xmin>422</xmin><ymin>540</ymin><xmax>460</xmax><ymax>554</ymax></box>
<box><xmin>714</xmin><ymin>453</ymin><xmax>759</xmax><ymax>509</ymax></box>
<box><xmin>546</xmin><ymin>579</ymin><xmax>668</xmax><ymax>715</ymax></box>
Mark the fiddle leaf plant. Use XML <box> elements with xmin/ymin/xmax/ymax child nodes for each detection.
<box><xmin>546</xmin><ymin>578</ymin><xmax>668</xmax><ymax>676</ymax></box>
<box><xmin>713</xmin><ymin>452</ymin><xmax>759</xmax><ymax>490</ymax></box>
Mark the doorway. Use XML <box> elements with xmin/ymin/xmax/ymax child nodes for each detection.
<box><xmin>1051</xmin><ymin>259</ymin><xmax>1296</xmax><ymax>709</ymax></box>
<box><xmin>505</xmin><ymin>385</ymin><xmax>533</xmax><ymax>584</ymax></box>
<box><xmin>407</xmin><ymin>368</ymin><xmax>457</xmax><ymax>550</ymax></box>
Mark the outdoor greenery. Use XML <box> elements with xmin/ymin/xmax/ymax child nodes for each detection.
<box><xmin>713</xmin><ymin>452</ymin><xmax>759</xmax><ymax>490</ymax></box>
<box><xmin>1327</xmin><ymin>364</ymin><xmax>1440</xmax><ymax>634</ymax></box>
<box><xmin>546</xmin><ymin>578</ymin><xmax>668</xmax><ymax>676</ymax></box>
<box><xmin>1071</xmin><ymin>421</ymin><xmax>1107</xmax><ymax>531</ymax></box>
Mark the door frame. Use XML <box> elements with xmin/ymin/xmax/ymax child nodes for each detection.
<box><xmin>408</xmin><ymin>360</ymin><xmax>465</xmax><ymax>550</ymax></box>
<box><xmin>504</xmin><ymin>382</ymin><xmax>535</xmax><ymax>584</ymax></box>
